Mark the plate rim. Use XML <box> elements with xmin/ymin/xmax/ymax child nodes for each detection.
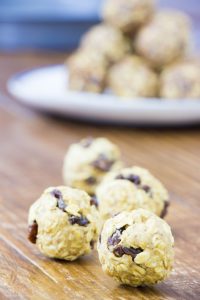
<box><xmin>7</xmin><ymin>64</ymin><xmax>200</xmax><ymax>125</ymax></box>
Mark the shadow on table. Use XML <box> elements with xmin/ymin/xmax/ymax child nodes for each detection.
<box><xmin>43</xmin><ymin>111</ymin><xmax>200</xmax><ymax>132</ymax></box>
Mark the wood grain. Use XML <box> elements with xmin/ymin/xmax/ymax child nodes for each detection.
<box><xmin>0</xmin><ymin>52</ymin><xmax>200</xmax><ymax>300</ymax></box>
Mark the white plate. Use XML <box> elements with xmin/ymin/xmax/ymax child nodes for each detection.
<box><xmin>7</xmin><ymin>64</ymin><xmax>200</xmax><ymax>125</ymax></box>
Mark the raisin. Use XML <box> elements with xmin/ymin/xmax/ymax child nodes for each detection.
<box><xmin>128</xmin><ymin>174</ymin><xmax>141</xmax><ymax>185</ymax></box>
<box><xmin>160</xmin><ymin>201</ymin><xmax>169</xmax><ymax>218</ymax></box>
<box><xmin>81</xmin><ymin>137</ymin><xmax>94</xmax><ymax>148</ymax></box>
<box><xmin>141</xmin><ymin>185</ymin><xmax>151</xmax><ymax>193</ymax></box>
<box><xmin>90</xmin><ymin>240</ymin><xmax>95</xmax><ymax>249</ymax></box>
<box><xmin>113</xmin><ymin>246</ymin><xmax>143</xmax><ymax>261</ymax></box>
<box><xmin>92</xmin><ymin>154</ymin><xmax>114</xmax><ymax>172</ymax></box>
<box><xmin>69</xmin><ymin>215</ymin><xmax>90</xmax><ymax>226</ymax></box>
<box><xmin>122</xmin><ymin>247</ymin><xmax>143</xmax><ymax>260</ymax></box>
<box><xmin>90</xmin><ymin>195</ymin><xmax>98</xmax><ymax>208</ymax></box>
<box><xmin>116</xmin><ymin>174</ymin><xmax>141</xmax><ymax>185</ymax></box>
<box><xmin>99</xmin><ymin>233</ymin><xmax>102</xmax><ymax>243</ymax></box>
<box><xmin>51</xmin><ymin>189</ymin><xmax>66</xmax><ymax>211</ymax></box>
<box><xmin>113</xmin><ymin>245</ymin><xmax>125</xmax><ymax>257</ymax></box>
<box><xmin>85</xmin><ymin>176</ymin><xmax>97</xmax><ymax>185</ymax></box>
<box><xmin>51</xmin><ymin>189</ymin><xmax>62</xmax><ymax>199</ymax></box>
<box><xmin>108</xmin><ymin>231</ymin><xmax>121</xmax><ymax>247</ymax></box>
<box><xmin>107</xmin><ymin>225</ymin><xmax>127</xmax><ymax>247</ymax></box>
<box><xmin>28</xmin><ymin>221</ymin><xmax>38</xmax><ymax>244</ymax></box>
<box><xmin>115</xmin><ymin>174</ymin><xmax>124</xmax><ymax>180</ymax></box>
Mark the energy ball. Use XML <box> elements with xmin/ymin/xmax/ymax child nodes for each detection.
<box><xmin>97</xmin><ymin>209</ymin><xmax>174</xmax><ymax>287</ymax></box>
<box><xmin>108</xmin><ymin>56</ymin><xmax>158</xmax><ymax>98</ymax></box>
<box><xmin>67</xmin><ymin>49</ymin><xmax>107</xmax><ymax>93</ymax></box>
<box><xmin>102</xmin><ymin>0</ymin><xmax>155</xmax><ymax>33</ymax></box>
<box><xmin>28</xmin><ymin>186</ymin><xmax>100</xmax><ymax>261</ymax></box>
<box><xmin>135</xmin><ymin>10</ymin><xmax>191</xmax><ymax>69</ymax></box>
<box><xmin>63</xmin><ymin>137</ymin><xmax>122</xmax><ymax>195</ymax></box>
<box><xmin>153</xmin><ymin>10</ymin><xmax>191</xmax><ymax>36</ymax></box>
<box><xmin>96</xmin><ymin>166</ymin><xmax>169</xmax><ymax>220</ymax></box>
<box><xmin>81</xmin><ymin>24</ymin><xmax>130</xmax><ymax>64</ymax></box>
<box><xmin>160</xmin><ymin>60</ymin><xmax>200</xmax><ymax>99</ymax></box>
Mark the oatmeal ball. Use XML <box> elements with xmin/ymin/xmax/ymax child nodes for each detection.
<box><xmin>63</xmin><ymin>137</ymin><xmax>122</xmax><ymax>195</ymax></box>
<box><xmin>97</xmin><ymin>209</ymin><xmax>174</xmax><ymax>287</ymax></box>
<box><xmin>67</xmin><ymin>49</ymin><xmax>107</xmax><ymax>93</ymax></box>
<box><xmin>97</xmin><ymin>166</ymin><xmax>169</xmax><ymax>220</ymax></box>
<box><xmin>135</xmin><ymin>10</ymin><xmax>191</xmax><ymax>69</ymax></box>
<box><xmin>102</xmin><ymin>0</ymin><xmax>155</xmax><ymax>33</ymax></box>
<box><xmin>160</xmin><ymin>60</ymin><xmax>200</xmax><ymax>99</ymax></box>
<box><xmin>28</xmin><ymin>186</ymin><xmax>100</xmax><ymax>261</ymax></box>
<box><xmin>81</xmin><ymin>24</ymin><xmax>130</xmax><ymax>64</ymax></box>
<box><xmin>153</xmin><ymin>10</ymin><xmax>191</xmax><ymax>36</ymax></box>
<box><xmin>108</xmin><ymin>56</ymin><xmax>158</xmax><ymax>98</ymax></box>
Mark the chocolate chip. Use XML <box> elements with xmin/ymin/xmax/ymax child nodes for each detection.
<box><xmin>160</xmin><ymin>201</ymin><xmax>170</xmax><ymax>218</ymax></box>
<box><xmin>28</xmin><ymin>221</ymin><xmax>38</xmax><ymax>244</ymax></box>
<box><xmin>51</xmin><ymin>189</ymin><xmax>66</xmax><ymax>211</ymax></box>
<box><xmin>85</xmin><ymin>176</ymin><xmax>97</xmax><ymax>185</ymax></box>
<box><xmin>107</xmin><ymin>225</ymin><xmax>127</xmax><ymax>247</ymax></box>
<box><xmin>69</xmin><ymin>215</ymin><xmax>90</xmax><ymax>226</ymax></box>
<box><xmin>92</xmin><ymin>154</ymin><xmax>114</xmax><ymax>172</ymax></box>
<box><xmin>90</xmin><ymin>240</ymin><xmax>95</xmax><ymax>249</ymax></box>
<box><xmin>99</xmin><ymin>233</ymin><xmax>102</xmax><ymax>243</ymax></box>
<box><xmin>90</xmin><ymin>195</ymin><xmax>98</xmax><ymax>208</ymax></box>
<box><xmin>116</xmin><ymin>174</ymin><xmax>141</xmax><ymax>185</ymax></box>
<box><xmin>113</xmin><ymin>246</ymin><xmax>143</xmax><ymax>261</ymax></box>
<box><xmin>81</xmin><ymin>137</ymin><xmax>94</xmax><ymax>148</ymax></box>
<box><xmin>141</xmin><ymin>185</ymin><xmax>151</xmax><ymax>193</ymax></box>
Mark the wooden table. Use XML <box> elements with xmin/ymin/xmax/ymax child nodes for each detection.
<box><xmin>0</xmin><ymin>52</ymin><xmax>200</xmax><ymax>300</ymax></box>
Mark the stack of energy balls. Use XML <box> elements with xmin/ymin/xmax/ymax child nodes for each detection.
<box><xmin>67</xmin><ymin>0</ymin><xmax>200</xmax><ymax>99</ymax></box>
<box><xmin>28</xmin><ymin>137</ymin><xmax>174</xmax><ymax>287</ymax></box>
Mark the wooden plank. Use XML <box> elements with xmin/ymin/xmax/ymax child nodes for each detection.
<box><xmin>0</xmin><ymin>237</ymin><xmax>75</xmax><ymax>300</ymax></box>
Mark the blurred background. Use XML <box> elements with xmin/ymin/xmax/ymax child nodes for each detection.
<box><xmin>0</xmin><ymin>0</ymin><xmax>199</xmax><ymax>51</ymax></box>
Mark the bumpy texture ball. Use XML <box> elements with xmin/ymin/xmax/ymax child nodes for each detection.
<box><xmin>28</xmin><ymin>186</ymin><xmax>100</xmax><ymax>260</ymax></box>
<box><xmin>160</xmin><ymin>60</ymin><xmax>200</xmax><ymax>99</ymax></box>
<box><xmin>108</xmin><ymin>56</ymin><xmax>158</xmax><ymax>98</ymax></box>
<box><xmin>80</xmin><ymin>24</ymin><xmax>130</xmax><ymax>64</ymax></box>
<box><xmin>67</xmin><ymin>49</ymin><xmax>107</xmax><ymax>93</ymax></box>
<box><xmin>153</xmin><ymin>10</ymin><xmax>191</xmax><ymax>35</ymax></box>
<box><xmin>135</xmin><ymin>10</ymin><xmax>191</xmax><ymax>69</ymax></box>
<box><xmin>97</xmin><ymin>166</ymin><xmax>169</xmax><ymax>220</ymax></box>
<box><xmin>98</xmin><ymin>209</ymin><xmax>174</xmax><ymax>287</ymax></box>
<box><xmin>63</xmin><ymin>137</ymin><xmax>122</xmax><ymax>195</ymax></box>
<box><xmin>102</xmin><ymin>0</ymin><xmax>155</xmax><ymax>33</ymax></box>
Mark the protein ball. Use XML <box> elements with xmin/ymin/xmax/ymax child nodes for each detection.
<box><xmin>160</xmin><ymin>60</ymin><xmax>200</xmax><ymax>99</ymax></box>
<box><xmin>80</xmin><ymin>24</ymin><xmax>130</xmax><ymax>64</ymax></box>
<box><xmin>67</xmin><ymin>49</ymin><xmax>107</xmax><ymax>93</ymax></box>
<box><xmin>97</xmin><ymin>166</ymin><xmax>169</xmax><ymax>221</ymax></box>
<box><xmin>97</xmin><ymin>209</ymin><xmax>174</xmax><ymax>287</ymax></box>
<box><xmin>28</xmin><ymin>186</ymin><xmax>100</xmax><ymax>261</ymax></box>
<box><xmin>108</xmin><ymin>55</ymin><xmax>158</xmax><ymax>98</ymax></box>
<box><xmin>135</xmin><ymin>10</ymin><xmax>191</xmax><ymax>69</ymax></box>
<box><xmin>157</xmin><ymin>12</ymin><xmax>189</xmax><ymax>36</ymax></box>
<box><xmin>63</xmin><ymin>137</ymin><xmax>122</xmax><ymax>195</ymax></box>
<box><xmin>102</xmin><ymin>0</ymin><xmax>155</xmax><ymax>33</ymax></box>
